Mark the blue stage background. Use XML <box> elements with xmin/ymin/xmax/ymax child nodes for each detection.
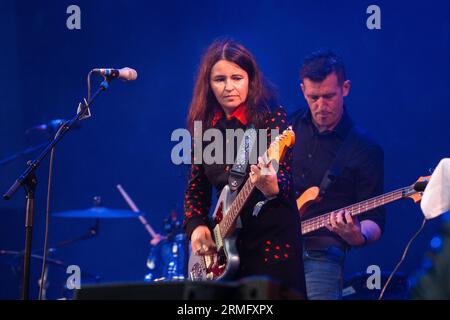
<box><xmin>1</xmin><ymin>0</ymin><xmax>449</xmax><ymax>299</ymax></box>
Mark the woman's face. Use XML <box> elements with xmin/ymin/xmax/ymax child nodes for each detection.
<box><xmin>210</xmin><ymin>59</ymin><xmax>249</xmax><ymax>115</ymax></box>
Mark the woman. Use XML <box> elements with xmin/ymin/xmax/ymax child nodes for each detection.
<box><xmin>184</xmin><ymin>39</ymin><xmax>306</xmax><ymax>296</ymax></box>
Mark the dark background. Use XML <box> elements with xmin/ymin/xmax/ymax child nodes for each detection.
<box><xmin>1</xmin><ymin>0</ymin><xmax>449</xmax><ymax>299</ymax></box>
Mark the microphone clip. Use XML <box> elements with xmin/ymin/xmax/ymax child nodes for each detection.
<box><xmin>77</xmin><ymin>98</ymin><xmax>92</xmax><ymax>121</ymax></box>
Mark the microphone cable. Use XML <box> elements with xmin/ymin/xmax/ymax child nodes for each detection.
<box><xmin>38</xmin><ymin>123</ymin><xmax>65</xmax><ymax>300</ymax></box>
<box><xmin>378</xmin><ymin>217</ymin><xmax>427</xmax><ymax>300</ymax></box>
<box><xmin>87</xmin><ymin>70</ymin><xmax>93</xmax><ymax>105</ymax></box>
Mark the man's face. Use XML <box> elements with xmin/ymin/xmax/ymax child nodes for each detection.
<box><xmin>301</xmin><ymin>72</ymin><xmax>350</xmax><ymax>132</ymax></box>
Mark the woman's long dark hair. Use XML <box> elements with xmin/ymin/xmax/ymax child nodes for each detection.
<box><xmin>187</xmin><ymin>39</ymin><xmax>276</xmax><ymax>133</ymax></box>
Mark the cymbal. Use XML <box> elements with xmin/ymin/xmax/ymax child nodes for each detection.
<box><xmin>0</xmin><ymin>250</ymin><xmax>66</xmax><ymax>266</ymax></box>
<box><xmin>53</xmin><ymin>207</ymin><xmax>143</xmax><ymax>218</ymax></box>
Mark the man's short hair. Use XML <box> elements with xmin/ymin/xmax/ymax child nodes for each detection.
<box><xmin>300</xmin><ymin>49</ymin><xmax>346</xmax><ymax>84</ymax></box>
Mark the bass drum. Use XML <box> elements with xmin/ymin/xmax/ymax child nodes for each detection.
<box><xmin>145</xmin><ymin>233</ymin><xmax>188</xmax><ymax>282</ymax></box>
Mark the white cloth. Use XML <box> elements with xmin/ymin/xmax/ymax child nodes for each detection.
<box><xmin>421</xmin><ymin>158</ymin><xmax>450</xmax><ymax>219</ymax></box>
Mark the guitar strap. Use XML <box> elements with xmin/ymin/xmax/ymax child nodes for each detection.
<box><xmin>318</xmin><ymin>126</ymin><xmax>358</xmax><ymax>197</ymax></box>
<box><xmin>228</xmin><ymin>124</ymin><xmax>257</xmax><ymax>192</ymax></box>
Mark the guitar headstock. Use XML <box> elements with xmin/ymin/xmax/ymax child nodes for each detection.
<box><xmin>408</xmin><ymin>175</ymin><xmax>431</xmax><ymax>203</ymax></box>
<box><xmin>266</xmin><ymin>126</ymin><xmax>295</xmax><ymax>163</ymax></box>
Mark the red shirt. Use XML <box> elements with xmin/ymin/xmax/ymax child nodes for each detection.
<box><xmin>212</xmin><ymin>104</ymin><xmax>248</xmax><ymax>127</ymax></box>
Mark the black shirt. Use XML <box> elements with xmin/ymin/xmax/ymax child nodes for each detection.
<box><xmin>183</xmin><ymin>106</ymin><xmax>294</xmax><ymax>239</ymax></box>
<box><xmin>291</xmin><ymin>108</ymin><xmax>385</xmax><ymax>243</ymax></box>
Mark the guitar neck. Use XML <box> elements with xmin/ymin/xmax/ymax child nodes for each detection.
<box><xmin>218</xmin><ymin>149</ymin><xmax>275</xmax><ymax>237</ymax></box>
<box><xmin>301</xmin><ymin>185</ymin><xmax>414</xmax><ymax>235</ymax></box>
<box><xmin>219</xmin><ymin>177</ymin><xmax>256</xmax><ymax>238</ymax></box>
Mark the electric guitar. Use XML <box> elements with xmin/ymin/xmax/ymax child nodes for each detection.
<box><xmin>188</xmin><ymin>127</ymin><xmax>296</xmax><ymax>281</ymax></box>
<box><xmin>298</xmin><ymin>175</ymin><xmax>430</xmax><ymax>235</ymax></box>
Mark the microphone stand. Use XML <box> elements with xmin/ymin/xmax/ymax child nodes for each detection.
<box><xmin>2</xmin><ymin>78</ymin><xmax>110</xmax><ymax>300</ymax></box>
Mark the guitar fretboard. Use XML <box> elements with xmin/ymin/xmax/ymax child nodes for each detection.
<box><xmin>219</xmin><ymin>178</ymin><xmax>255</xmax><ymax>238</ymax></box>
<box><xmin>301</xmin><ymin>186</ymin><xmax>413</xmax><ymax>235</ymax></box>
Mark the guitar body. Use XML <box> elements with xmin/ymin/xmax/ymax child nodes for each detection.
<box><xmin>188</xmin><ymin>185</ymin><xmax>240</xmax><ymax>281</ymax></box>
<box><xmin>296</xmin><ymin>186</ymin><xmax>320</xmax><ymax>218</ymax></box>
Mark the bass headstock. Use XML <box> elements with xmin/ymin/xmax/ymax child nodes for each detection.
<box><xmin>408</xmin><ymin>175</ymin><xmax>431</xmax><ymax>203</ymax></box>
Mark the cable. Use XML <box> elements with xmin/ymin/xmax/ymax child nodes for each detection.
<box><xmin>378</xmin><ymin>217</ymin><xmax>427</xmax><ymax>300</ymax></box>
<box><xmin>38</xmin><ymin>125</ymin><xmax>65</xmax><ymax>300</ymax></box>
<box><xmin>87</xmin><ymin>70</ymin><xmax>93</xmax><ymax>104</ymax></box>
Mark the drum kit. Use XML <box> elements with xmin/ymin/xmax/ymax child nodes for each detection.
<box><xmin>0</xmin><ymin>185</ymin><xmax>188</xmax><ymax>299</ymax></box>
<box><xmin>53</xmin><ymin>199</ymin><xmax>189</xmax><ymax>282</ymax></box>
<box><xmin>0</xmin><ymin>124</ymin><xmax>188</xmax><ymax>299</ymax></box>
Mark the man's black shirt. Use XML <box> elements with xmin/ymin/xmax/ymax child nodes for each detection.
<box><xmin>291</xmin><ymin>108</ymin><xmax>385</xmax><ymax>244</ymax></box>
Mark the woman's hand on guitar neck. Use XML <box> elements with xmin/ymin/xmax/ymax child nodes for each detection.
<box><xmin>250</xmin><ymin>157</ymin><xmax>279</xmax><ymax>198</ymax></box>
<box><xmin>191</xmin><ymin>225</ymin><xmax>217</xmax><ymax>255</ymax></box>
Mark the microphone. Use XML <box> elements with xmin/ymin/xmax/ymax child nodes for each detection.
<box><xmin>92</xmin><ymin>67</ymin><xmax>138</xmax><ymax>81</ymax></box>
<box><xmin>25</xmin><ymin>119</ymin><xmax>67</xmax><ymax>134</ymax></box>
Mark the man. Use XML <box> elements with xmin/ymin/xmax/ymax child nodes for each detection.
<box><xmin>291</xmin><ymin>50</ymin><xmax>385</xmax><ymax>300</ymax></box>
